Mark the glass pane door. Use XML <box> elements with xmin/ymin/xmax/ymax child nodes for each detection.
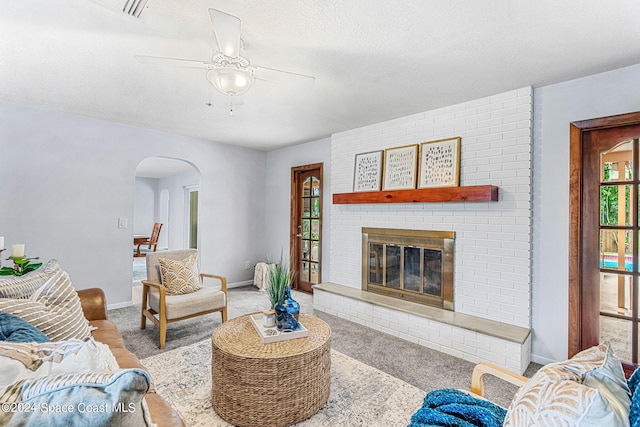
<box><xmin>599</xmin><ymin>139</ymin><xmax>637</xmax><ymax>363</ymax></box>
<box><xmin>300</xmin><ymin>175</ymin><xmax>321</xmax><ymax>286</ymax></box>
<box><xmin>291</xmin><ymin>164</ymin><xmax>323</xmax><ymax>293</ymax></box>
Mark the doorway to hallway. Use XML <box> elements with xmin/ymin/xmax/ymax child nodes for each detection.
<box><xmin>132</xmin><ymin>157</ymin><xmax>201</xmax><ymax>302</ymax></box>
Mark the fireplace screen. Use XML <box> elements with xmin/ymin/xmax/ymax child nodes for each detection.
<box><xmin>362</xmin><ymin>228</ymin><xmax>454</xmax><ymax>310</ymax></box>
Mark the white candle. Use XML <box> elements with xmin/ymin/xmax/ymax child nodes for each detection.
<box><xmin>0</xmin><ymin>237</ymin><xmax>4</xmax><ymax>250</ymax></box>
<box><xmin>11</xmin><ymin>244</ymin><xmax>25</xmax><ymax>258</ymax></box>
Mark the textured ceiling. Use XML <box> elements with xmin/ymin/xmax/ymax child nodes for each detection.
<box><xmin>1</xmin><ymin>1</ymin><xmax>640</xmax><ymax>151</ymax></box>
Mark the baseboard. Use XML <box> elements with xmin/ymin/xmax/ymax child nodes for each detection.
<box><xmin>107</xmin><ymin>300</ymin><xmax>134</xmax><ymax>310</ymax></box>
<box><xmin>531</xmin><ymin>353</ymin><xmax>555</xmax><ymax>365</ymax></box>
<box><xmin>227</xmin><ymin>280</ymin><xmax>254</xmax><ymax>289</ymax></box>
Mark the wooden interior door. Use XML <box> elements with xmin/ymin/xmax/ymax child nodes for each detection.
<box><xmin>570</xmin><ymin>112</ymin><xmax>640</xmax><ymax>372</ymax></box>
<box><xmin>291</xmin><ymin>163</ymin><xmax>323</xmax><ymax>293</ymax></box>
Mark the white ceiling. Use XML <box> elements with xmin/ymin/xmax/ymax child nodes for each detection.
<box><xmin>2</xmin><ymin>1</ymin><xmax>640</xmax><ymax>151</ymax></box>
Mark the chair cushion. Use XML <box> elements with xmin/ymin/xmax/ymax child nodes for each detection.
<box><xmin>149</xmin><ymin>287</ymin><xmax>226</xmax><ymax>320</ymax></box>
<box><xmin>0</xmin><ymin>312</ymin><xmax>48</xmax><ymax>343</ymax></box>
<box><xmin>504</xmin><ymin>342</ymin><xmax>630</xmax><ymax>426</ymax></box>
<box><xmin>158</xmin><ymin>254</ymin><xmax>202</xmax><ymax>295</ymax></box>
<box><xmin>0</xmin><ymin>269</ymin><xmax>93</xmax><ymax>341</ymax></box>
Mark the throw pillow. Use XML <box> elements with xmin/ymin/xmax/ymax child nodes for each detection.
<box><xmin>504</xmin><ymin>342</ymin><xmax>630</xmax><ymax>426</ymax></box>
<box><xmin>0</xmin><ymin>259</ymin><xmax>61</xmax><ymax>299</ymax></box>
<box><xmin>0</xmin><ymin>369</ymin><xmax>153</xmax><ymax>427</ymax></box>
<box><xmin>158</xmin><ymin>254</ymin><xmax>202</xmax><ymax>295</ymax></box>
<box><xmin>0</xmin><ymin>312</ymin><xmax>48</xmax><ymax>343</ymax></box>
<box><xmin>0</xmin><ymin>269</ymin><xmax>93</xmax><ymax>341</ymax></box>
<box><xmin>0</xmin><ymin>338</ymin><xmax>119</xmax><ymax>386</ymax></box>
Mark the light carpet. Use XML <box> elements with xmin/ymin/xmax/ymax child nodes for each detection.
<box><xmin>140</xmin><ymin>338</ymin><xmax>426</xmax><ymax>427</ymax></box>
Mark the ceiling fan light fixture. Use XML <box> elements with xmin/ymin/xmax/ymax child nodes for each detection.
<box><xmin>207</xmin><ymin>67</ymin><xmax>254</xmax><ymax>96</ymax></box>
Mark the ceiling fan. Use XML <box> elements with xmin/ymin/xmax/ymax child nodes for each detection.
<box><xmin>135</xmin><ymin>8</ymin><xmax>315</xmax><ymax>102</ymax></box>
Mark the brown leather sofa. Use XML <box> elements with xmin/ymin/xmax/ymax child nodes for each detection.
<box><xmin>77</xmin><ymin>288</ymin><xmax>185</xmax><ymax>427</ymax></box>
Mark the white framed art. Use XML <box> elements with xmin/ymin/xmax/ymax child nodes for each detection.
<box><xmin>418</xmin><ymin>137</ymin><xmax>461</xmax><ymax>188</ymax></box>
<box><xmin>353</xmin><ymin>150</ymin><xmax>383</xmax><ymax>192</ymax></box>
<box><xmin>382</xmin><ymin>144</ymin><xmax>418</xmax><ymax>191</ymax></box>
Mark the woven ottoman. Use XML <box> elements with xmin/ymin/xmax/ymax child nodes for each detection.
<box><xmin>211</xmin><ymin>313</ymin><xmax>331</xmax><ymax>427</ymax></box>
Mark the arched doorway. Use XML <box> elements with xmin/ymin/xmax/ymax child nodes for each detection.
<box><xmin>132</xmin><ymin>157</ymin><xmax>201</xmax><ymax>301</ymax></box>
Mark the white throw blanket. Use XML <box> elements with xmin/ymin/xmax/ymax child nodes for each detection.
<box><xmin>253</xmin><ymin>262</ymin><xmax>273</xmax><ymax>290</ymax></box>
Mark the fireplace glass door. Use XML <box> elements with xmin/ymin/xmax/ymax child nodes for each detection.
<box><xmin>362</xmin><ymin>228</ymin><xmax>454</xmax><ymax>310</ymax></box>
<box><xmin>369</xmin><ymin>243</ymin><xmax>444</xmax><ymax>296</ymax></box>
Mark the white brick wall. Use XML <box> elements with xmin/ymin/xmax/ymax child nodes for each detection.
<box><xmin>329</xmin><ymin>87</ymin><xmax>532</xmax><ymax>328</ymax></box>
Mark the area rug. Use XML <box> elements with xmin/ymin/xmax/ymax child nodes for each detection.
<box><xmin>140</xmin><ymin>339</ymin><xmax>426</xmax><ymax>426</ymax></box>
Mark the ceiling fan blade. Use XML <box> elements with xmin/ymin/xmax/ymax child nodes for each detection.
<box><xmin>209</xmin><ymin>8</ymin><xmax>241</xmax><ymax>57</ymax></box>
<box><xmin>134</xmin><ymin>55</ymin><xmax>211</xmax><ymax>69</ymax></box>
<box><xmin>254</xmin><ymin>65</ymin><xmax>316</xmax><ymax>87</ymax></box>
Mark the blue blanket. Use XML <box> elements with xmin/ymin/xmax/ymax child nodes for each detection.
<box><xmin>408</xmin><ymin>389</ymin><xmax>506</xmax><ymax>427</ymax></box>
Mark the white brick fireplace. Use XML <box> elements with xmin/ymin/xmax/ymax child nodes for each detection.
<box><xmin>314</xmin><ymin>87</ymin><xmax>533</xmax><ymax>373</ymax></box>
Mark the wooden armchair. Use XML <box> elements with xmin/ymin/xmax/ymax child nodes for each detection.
<box><xmin>140</xmin><ymin>249</ymin><xmax>227</xmax><ymax>349</ymax></box>
<box><xmin>134</xmin><ymin>222</ymin><xmax>163</xmax><ymax>257</ymax></box>
<box><xmin>469</xmin><ymin>362</ymin><xmax>527</xmax><ymax>398</ymax></box>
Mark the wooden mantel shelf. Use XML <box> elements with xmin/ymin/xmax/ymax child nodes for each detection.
<box><xmin>332</xmin><ymin>185</ymin><xmax>499</xmax><ymax>204</ymax></box>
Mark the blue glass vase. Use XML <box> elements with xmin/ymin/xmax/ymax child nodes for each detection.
<box><xmin>275</xmin><ymin>286</ymin><xmax>300</xmax><ymax>332</ymax></box>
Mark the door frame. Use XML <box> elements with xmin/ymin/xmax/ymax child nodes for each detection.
<box><xmin>184</xmin><ymin>184</ymin><xmax>199</xmax><ymax>249</ymax></box>
<box><xmin>290</xmin><ymin>163</ymin><xmax>323</xmax><ymax>291</ymax></box>
<box><xmin>569</xmin><ymin>111</ymin><xmax>640</xmax><ymax>358</ymax></box>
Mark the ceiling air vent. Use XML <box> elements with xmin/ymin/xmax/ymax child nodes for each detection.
<box><xmin>91</xmin><ymin>0</ymin><xmax>150</xmax><ymax>19</ymax></box>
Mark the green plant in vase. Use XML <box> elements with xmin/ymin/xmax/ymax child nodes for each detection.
<box><xmin>266</xmin><ymin>254</ymin><xmax>300</xmax><ymax>331</ymax></box>
<box><xmin>266</xmin><ymin>260</ymin><xmax>292</xmax><ymax>309</ymax></box>
<box><xmin>0</xmin><ymin>257</ymin><xmax>42</xmax><ymax>276</ymax></box>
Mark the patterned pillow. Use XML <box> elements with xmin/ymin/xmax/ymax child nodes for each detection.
<box><xmin>504</xmin><ymin>342</ymin><xmax>630</xmax><ymax>426</ymax></box>
<box><xmin>0</xmin><ymin>269</ymin><xmax>93</xmax><ymax>341</ymax></box>
<box><xmin>0</xmin><ymin>369</ymin><xmax>153</xmax><ymax>426</ymax></box>
<box><xmin>0</xmin><ymin>259</ymin><xmax>61</xmax><ymax>299</ymax></box>
<box><xmin>0</xmin><ymin>338</ymin><xmax>119</xmax><ymax>386</ymax></box>
<box><xmin>158</xmin><ymin>254</ymin><xmax>202</xmax><ymax>295</ymax></box>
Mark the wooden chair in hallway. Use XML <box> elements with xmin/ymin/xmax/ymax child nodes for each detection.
<box><xmin>134</xmin><ymin>222</ymin><xmax>163</xmax><ymax>257</ymax></box>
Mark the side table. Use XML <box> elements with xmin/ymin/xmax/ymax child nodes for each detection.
<box><xmin>211</xmin><ymin>313</ymin><xmax>331</xmax><ymax>427</ymax></box>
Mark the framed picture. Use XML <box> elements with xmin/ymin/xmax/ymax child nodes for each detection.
<box><xmin>353</xmin><ymin>150</ymin><xmax>383</xmax><ymax>192</ymax></box>
<box><xmin>418</xmin><ymin>137</ymin><xmax>461</xmax><ymax>188</ymax></box>
<box><xmin>382</xmin><ymin>144</ymin><xmax>418</xmax><ymax>190</ymax></box>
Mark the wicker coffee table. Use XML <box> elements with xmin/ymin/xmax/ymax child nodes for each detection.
<box><xmin>211</xmin><ymin>313</ymin><xmax>331</xmax><ymax>427</ymax></box>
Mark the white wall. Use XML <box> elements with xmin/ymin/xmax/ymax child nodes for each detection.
<box><xmin>134</xmin><ymin>177</ymin><xmax>158</xmax><ymax>236</ymax></box>
<box><xmin>265</xmin><ymin>138</ymin><xmax>331</xmax><ymax>279</ymax></box>
<box><xmin>532</xmin><ymin>63</ymin><xmax>640</xmax><ymax>364</ymax></box>
<box><xmin>330</xmin><ymin>88</ymin><xmax>533</xmax><ymax>329</ymax></box>
<box><xmin>158</xmin><ymin>170</ymin><xmax>200</xmax><ymax>250</ymax></box>
<box><xmin>0</xmin><ymin>100</ymin><xmax>267</xmax><ymax>306</ymax></box>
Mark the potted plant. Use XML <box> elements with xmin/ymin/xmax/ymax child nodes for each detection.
<box><xmin>0</xmin><ymin>257</ymin><xmax>42</xmax><ymax>276</ymax></box>
<box><xmin>264</xmin><ymin>254</ymin><xmax>298</xmax><ymax>329</ymax></box>
<box><xmin>266</xmin><ymin>262</ymin><xmax>290</xmax><ymax>310</ymax></box>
